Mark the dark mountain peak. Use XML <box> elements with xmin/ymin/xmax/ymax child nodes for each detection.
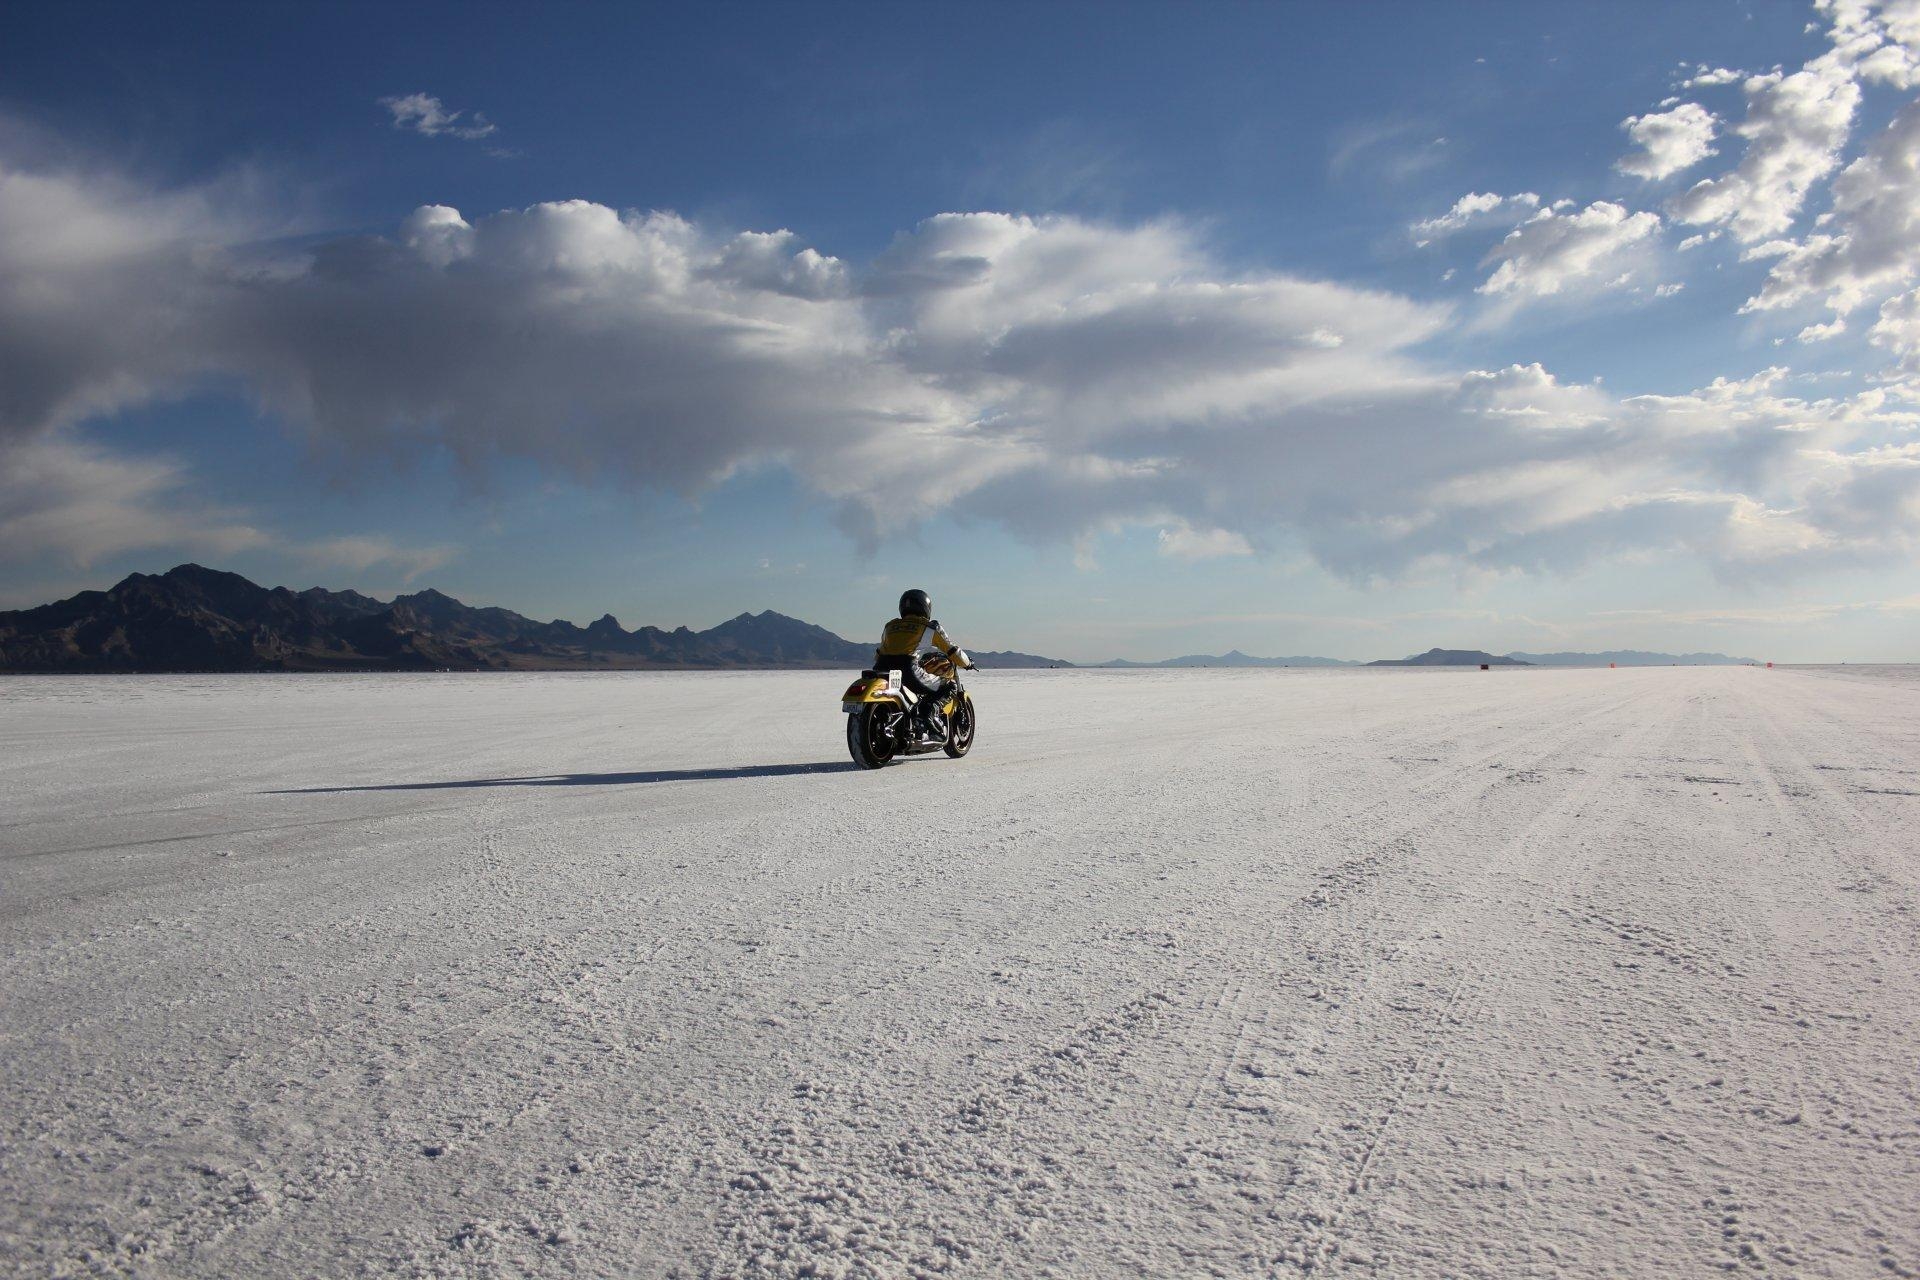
<box><xmin>105</xmin><ymin>564</ymin><xmax>227</xmax><ymax>594</ymax></box>
<box><xmin>588</xmin><ymin>613</ymin><xmax>623</xmax><ymax>631</ymax></box>
<box><xmin>300</xmin><ymin>584</ymin><xmax>381</xmax><ymax>607</ymax></box>
<box><xmin>161</xmin><ymin>562</ymin><xmax>239</xmax><ymax>584</ymax></box>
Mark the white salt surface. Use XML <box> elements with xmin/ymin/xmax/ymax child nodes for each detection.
<box><xmin>2</xmin><ymin>666</ymin><xmax>1917</xmax><ymax>1277</ymax></box>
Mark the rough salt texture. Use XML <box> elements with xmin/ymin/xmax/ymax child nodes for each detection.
<box><xmin>1</xmin><ymin>666</ymin><xmax>1916</xmax><ymax>1277</ymax></box>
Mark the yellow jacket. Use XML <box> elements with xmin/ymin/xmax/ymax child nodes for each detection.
<box><xmin>876</xmin><ymin>615</ymin><xmax>959</xmax><ymax>659</ymax></box>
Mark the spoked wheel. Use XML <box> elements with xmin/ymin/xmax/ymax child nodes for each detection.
<box><xmin>943</xmin><ymin>692</ymin><xmax>976</xmax><ymax>758</ymax></box>
<box><xmin>847</xmin><ymin>704</ymin><xmax>901</xmax><ymax>769</ymax></box>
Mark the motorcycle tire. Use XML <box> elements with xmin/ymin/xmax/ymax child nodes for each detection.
<box><xmin>943</xmin><ymin>693</ymin><xmax>976</xmax><ymax>758</ymax></box>
<box><xmin>847</xmin><ymin>704</ymin><xmax>899</xmax><ymax>769</ymax></box>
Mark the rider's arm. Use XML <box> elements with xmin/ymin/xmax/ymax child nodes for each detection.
<box><xmin>929</xmin><ymin>621</ymin><xmax>973</xmax><ymax>667</ymax></box>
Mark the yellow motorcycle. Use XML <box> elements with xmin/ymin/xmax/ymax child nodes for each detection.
<box><xmin>841</xmin><ymin>651</ymin><xmax>976</xmax><ymax>769</ymax></box>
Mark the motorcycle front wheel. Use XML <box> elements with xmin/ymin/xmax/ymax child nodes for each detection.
<box><xmin>943</xmin><ymin>693</ymin><xmax>976</xmax><ymax>758</ymax></box>
<box><xmin>847</xmin><ymin>704</ymin><xmax>900</xmax><ymax>769</ymax></box>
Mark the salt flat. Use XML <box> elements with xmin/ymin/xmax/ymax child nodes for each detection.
<box><xmin>2</xmin><ymin>666</ymin><xmax>1917</xmax><ymax>1278</ymax></box>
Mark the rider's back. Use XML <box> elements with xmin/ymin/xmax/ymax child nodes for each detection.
<box><xmin>877</xmin><ymin>616</ymin><xmax>934</xmax><ymax>657</ymax></box>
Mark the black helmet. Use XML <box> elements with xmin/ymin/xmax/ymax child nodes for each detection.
<box><xmin>899</xmin><ymin>588</ymin><xmax>931</xmax><ymax>618</ymax></box>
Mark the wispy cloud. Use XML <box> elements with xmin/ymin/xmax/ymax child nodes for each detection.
<box><xmin>294</xmin><ymin>535</ymin><xmax>458</xmax><ymax>584</ymax></box>
<box><xmin>0</xmin><ymin>433</ymin><xmax>456</xmax><ymax>585</ymax></box>
<box><xmin>1327</xmin><ymin>117</ymin><xmax>1449</xmax><ymax>183</ymax></box>
<box><xmin>380</xmin><ymin>92</ymin><xmax>496</xmax><ymax>141</ymax></box>
<box><xmin>0</xmin><ymin>434</ymin><xmax>266</xmax><ymax>568</ymax></box>
<box><xmin>1477</xmin><ymin>202</ymin><xmax>1662</xmax><ymax>299</ymax></box>
<box><xmin>1156</xmin><ymin>522</ymin><xmax>1253</xmax><ymax>561</ymax></box>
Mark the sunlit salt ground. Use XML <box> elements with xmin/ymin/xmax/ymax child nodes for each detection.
<box><xmin>2</xmin><ymin>666</ymin><xmax>1917</xmax><ymax>1277</ymax></box>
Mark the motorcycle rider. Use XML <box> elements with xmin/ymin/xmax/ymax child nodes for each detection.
<box><xmin>875</xmin><ymin>588</ymin><xmax>971</xmax><ymax>739</ymax></box>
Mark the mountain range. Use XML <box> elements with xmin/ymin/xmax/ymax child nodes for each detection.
<box><xmin>1506</xmin><ymin>649</ymin><xmax>1759</xmax><ymax>666</ymax></box>
<box><xmin>1369</xmin><ymin>648</ymin><xmax>1531</xmax><ymax>667</ymax></box>
<box><xmin>0</xmin><ymin>565</ymin><xmax>1763</xmax><ymax>674</ymax></box>
<box><xmin>0</xmin><ymin>565</ymin><xmax>1068</xmax><ymax>673</ymax></box>
<box><xmin>1098</xmin><ymin>650</ymin><xmax>1359</xmax><ymax>668</ymax></box>
<box><xmin>1097</xmin><ymin>646</ymin><xmax>1757</xmax><ymax>668</ymax></box>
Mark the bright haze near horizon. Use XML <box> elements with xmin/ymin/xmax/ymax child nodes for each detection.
<box><xmin>2</xmin><ymin>0</ymin><xmax>1918</xmax><ymax>664</ymax></box>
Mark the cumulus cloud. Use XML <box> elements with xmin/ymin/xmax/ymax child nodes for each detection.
<box><xmin>1</xmin><ymin>145</ymin><xmax>1916</xmax><ymax>584</ymax></box>
<box><xmin>1684</xmin><ymin>66</ymin><xmax>1748</xmax><ymax>88</ymax></box>
<box><xmin>1409</xmin><ymin>191</ymin><xmax>1540</xmax><ymax>245</ymax></box>
<box><xmin>1663</xmin><ymin>0</ymin><xmax>1920</xmax><ymax>243</ymax></box>
<box><xmin>380</xmin><ymin>93</ymin><xmax>496</xmax><ymax>141</ymax></box>
<box><xmin>1617</xmin><ymin>103</ymin><xmax>1719</xmax><ymax>180</ymax></box>
<box><xmin>1741</xmin><ymin>98</ymin><xmax>1920</xmax><ymax>317</ymax></box>
<box><xmin>1476</xmin><ymin>202</ymin><xmax>1662</xmax><ymax>298</ymax></box>
<box><xmin>1869</xmin><ymin>285</ymin><xmax>1920</xmax><ymax>367</ymax></box>
<box><xmin>1829</xmin><ymin>0</ymin><xmax>1920</xmax><ymax>86</ymax></box>
<box><xmin>1669</xmin><ymin>60</ymin><xmax>1861</xmax><ymax>241</ymax></box>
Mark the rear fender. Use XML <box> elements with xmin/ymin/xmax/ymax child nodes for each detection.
<box><xmin>842</xmin><ymin>670</ymin><xmax>908</xmax><ymax>713</ymax></box>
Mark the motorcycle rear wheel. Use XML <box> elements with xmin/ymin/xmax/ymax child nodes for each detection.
<box><xmin>847</xmin><ymin>704</ymin><xmax>899</xmax><ymax>769</ymax></box>
<box><xmin>943</xmin><ymin>693</ymin><xmax>976</xmax><ymax>758</ymax></box>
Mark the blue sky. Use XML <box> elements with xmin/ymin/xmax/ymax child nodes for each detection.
<box><xmin>3</xmin><ymin>0</ymin><xmax>1918</xmax><ymax>661</ymax></box>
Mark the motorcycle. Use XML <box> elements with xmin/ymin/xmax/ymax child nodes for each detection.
<box><xmin>841</xmin><ymin>650</ymin><xmax>976</xmax><ymax>769</ymax></box>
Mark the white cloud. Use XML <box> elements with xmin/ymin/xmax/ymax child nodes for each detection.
<box><xmin>1665</xmin><ymin>0</ymin><xmax>1920</xmax><ymax>244</ymax></box>
<box><xmin>1618</xmin><ymin>103</ymin><xmax>1719</xmax><ymax>180</ymax></box>
<box><xmin>1740</xmin><ymin>98</ymin><xmax>1920</xmax><ymax>317</ymax></box>
<box><xmin>1476</xmin><ymin>202</ymin><xmax>1662</xmax><ymax>298</ymax></box>
<box><xmin>1670</xmin><ymin>59</ymin><xmax>1860</xmax><ymax>241</ymax></box>
<box><xmin>1684</xmin><ymin>66</ymin><xmax>1748</xmax><ymax>88</ymax></box>
<box><xmin>1655</xmin><ymin>282</ymin><xmax>1686</xmax><ymax>298</ymax></box>
<box><xmin>1</xmin><ymin>144</ymin><xmax>1917</xmax><ymax>585</ymax></box>
<box><xmin>380</xmin><ymin>93</ymin><xmax>496</xmax><ymax>141</ymax></box>
<box><xmin>1410</xmin><ymin>191</ymin><xmax>1540</xmax><ymax>245</ymax></box>
<box><xmin>1834</xmin><ymin>0</ymin><xmax>1920</xmax><ymax>85</ymax></box>
<box><xmin>1156</xmin><ymin>523</ymin><xmax>1253</xmax><ymax>561</ymax></box>
<box><xmin>1869</xmin><ymin>285</ymin><xmax>1920</xmax><ymax>367</ymax></box>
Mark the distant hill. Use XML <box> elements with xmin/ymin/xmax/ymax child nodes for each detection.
<box><xmin>970</xmin><ymin>650</ymin><xmax>1073</xmax><ymax>669</ymax></box>
<box><xmin>0</xmin><ymin>565</ymin><xmax>1073</xmax><ymax>673</ymax></box>
<box><xmin>1370</xmin><ymin>648</ymin><xmax>1531</xmax><ymax>667</ymax></box>
<box><xmin>1505</xmin><ymin>650</ymin><xmax>1758</xmax><ymax>667</ymax></box>
<box><xmin>1098</xmin><ymin>649</ymin><xmax>1358</xmax><ymax>668</ymax></box>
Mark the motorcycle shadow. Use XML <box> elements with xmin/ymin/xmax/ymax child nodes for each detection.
<box><xmin>271</xmin><ymin>761</ymin><xmax>856</xmax><ymax>794</ymax></box>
